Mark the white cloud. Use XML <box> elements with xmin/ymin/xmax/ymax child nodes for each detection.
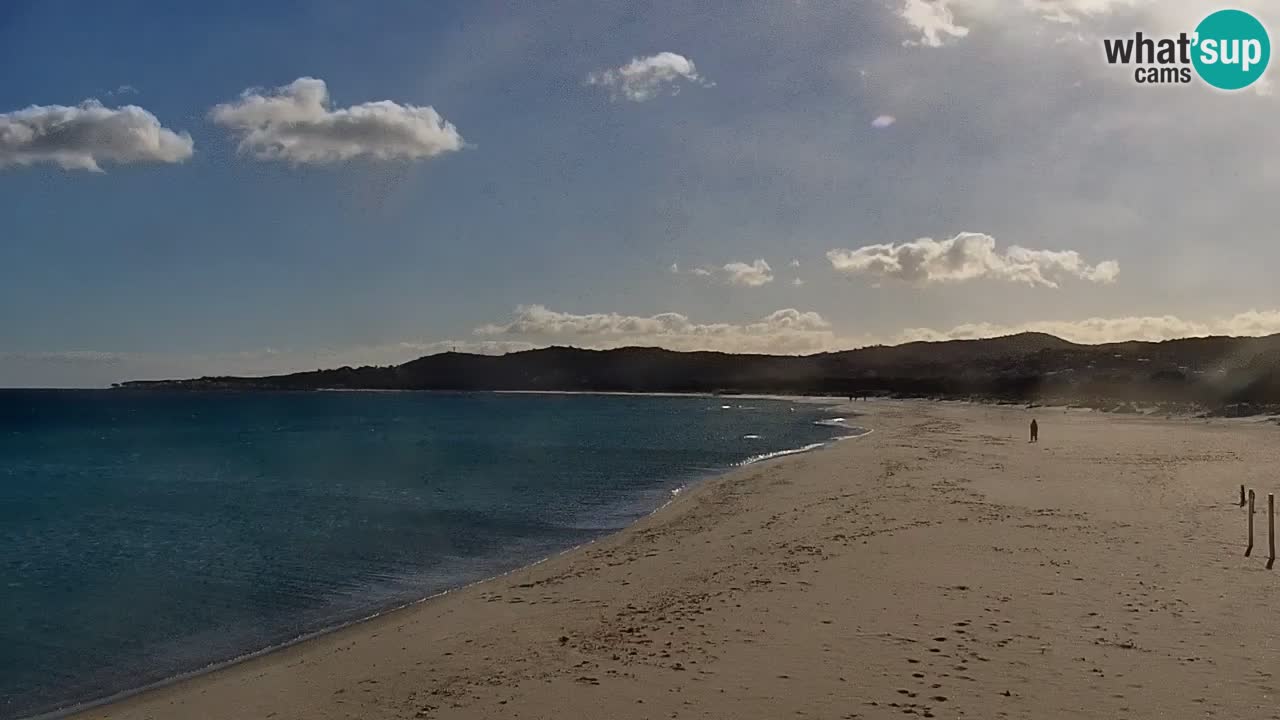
<box><xmin>0</xmin><ymin>100</ymin><xmax>193</xmax><ymax>172</ymax></box>
<box><xmin>897</xmin><ymin>0</ymin><xmax>1191</xmax><ymax>46</ymax></box>
<box><xmin>670</xmin><ymin>262</ymin><xmax>680</xmax><ymax>273</ymax></box>
<box><xmin>789</xmin><ymin>258</ymin><xmax>801</xmax><ymax>268</ymax></box>
<box><xmin>896</xmin><ymin>309</ymin><xmax>1280</xmax><ymax>344</ymax></box>
<box><xmin>900</xmin><ymin>0</ymin><xmax>970</xmax><ymax>47</ymax></box>
<box><xmin>871</xmin><ymin>115</ymin><xmax>897</xmax><ymax>128</ymax></box>
<box><xmin>722</xmin><ymin>259</ymin><xmax>774</xmax><ymax>287</ymax></box>
<box><xmin>585</xmin><ymin>52</ymin><xmax>712</xmax><ymax>102</ymax></box>
<box><xmin>1021</xmin><ymin>0</ymin><xmax>1145</xmax><ymax>24</ymax></box>
<box><xmin>827</xmin><ymin>232</ymin><xmax>1119</xmax><ymax>288</ymax></box>
<box><xmin>210</xmin><ymin>77</ymin><xmax>463</xmax><ymax>165</ymax></box>
<box><xmin>474</xmin><ymin>305</ymin><xmax>845</xmax><ymax>354</ymax></box>
<box><xmin>677</xmin><ymin>259</ymin><xmax>775</xmax><ymax>286</ymax></box>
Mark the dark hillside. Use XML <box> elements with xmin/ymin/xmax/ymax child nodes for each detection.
<box><xmin>117</xmin><ymin>332</ymin><xmax>1280</xmax><ymax>414</ymax></box>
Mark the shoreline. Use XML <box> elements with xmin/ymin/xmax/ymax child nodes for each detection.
<box><xmin>35</xmin><ymin>539</ymin><xmax>586</xmax><ymax>720</ymax></box>
<box><xmin>491</xmin><ymin>390</ymin><xmax>851</xmax><ymax>403</ymax></box>
<box><xmin>32</xmin><ymin>407</ymin><xmax>866</xmax><ymax>720</ymax></box>
<box><xmin>68</xmin><ymin>400</ymin><xmax>1280</xmax><ymax>720</ymax></box>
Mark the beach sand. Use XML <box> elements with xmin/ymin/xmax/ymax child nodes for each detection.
<box><xmin>75</xmin><ymin>400</ymin><xmax>1280</xmax><ymax>720</ymax></box>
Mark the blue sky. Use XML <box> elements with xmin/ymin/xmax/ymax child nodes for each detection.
<box><xmin>3</xmin><ymin>0</ymin><xmax>1280</xmax><ymax>386</ymax></box>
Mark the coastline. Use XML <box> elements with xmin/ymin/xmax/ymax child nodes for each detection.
<box><xmin>70</xmin><ymin>399</ymin><xmax>1280</xmax><ymax>719</ymax></box>
<box><xmin>31</xmin><ymin>402</ymin><xmax>862</xmax><ymax>720</ymax></box>
<box><xmin>491</xmin><ymin>390</ymin><xmax>851</xmax><ymax>403</ymax></box>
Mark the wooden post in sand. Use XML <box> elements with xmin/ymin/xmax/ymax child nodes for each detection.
<box><xmin>1268</xmin><ymin>494</ymin><xmax>1276</xmax><ymax>570</ymax></box>
<box><xmin>1246</xmin><ymin>489</ymin><xmax>1256</xmax><ymax>557</ymax></box>
<box><xmin>1241</xmin><ymin>484</ymin><xmax>1248</xmax><ymax>507</ymax></box>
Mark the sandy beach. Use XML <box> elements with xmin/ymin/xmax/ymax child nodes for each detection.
<box><xmin>74</xmin><ymin>400</ymin><xmax>1280</xmax><ymax>720</ymax></box>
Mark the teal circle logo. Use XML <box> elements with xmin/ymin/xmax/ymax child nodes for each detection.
<box><xmin>1193</xmin><ymin>9</ymin><xmax>1270</xmax><ymax>90</ymax></box>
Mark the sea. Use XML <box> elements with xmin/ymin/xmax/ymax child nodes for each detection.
<box><xmin>0</xmin><ymin>390</ymin><xmax>863</xmax><ymax>719</ymax></box>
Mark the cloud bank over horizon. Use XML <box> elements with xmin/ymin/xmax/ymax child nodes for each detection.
<box><xmin>469</xmin><ymin>305</ymin><xmax>1280</xmax><ymax>353</ymax></box>
<box><xmin>473</xmin><ymin>304</ymin><xmax>840</xmax><ymax>353</ymax></box>
<box><xmin>14</xmin><ymin>305</ymin><xmax>1280</xmax><ymax>387</ymax></box>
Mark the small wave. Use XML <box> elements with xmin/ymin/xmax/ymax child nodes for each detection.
<box><xmin>742</xmin><ymin>434</ymin><xmax>761</xmax><ymax>439</ymax></box>
<box><xmin>734</xmin><ymin>442</ymin><xmax>827</xmax><ymax>466</ymax></box>
<box><xmin>814</xmin><ymin>417</ymin><xmax>867</xmax><ymax>430</ymax></box>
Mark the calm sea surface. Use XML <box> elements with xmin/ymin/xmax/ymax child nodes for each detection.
<box><xmin>0</xmin><ymin>390</ymin><xmax>858</xmax><ymax>719</ymax></box>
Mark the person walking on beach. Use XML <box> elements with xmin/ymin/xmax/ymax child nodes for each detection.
<box><xmin>1029</xmin><ymin>418</ymin><xmax>1039</xmax><ymax>443</ymax></box>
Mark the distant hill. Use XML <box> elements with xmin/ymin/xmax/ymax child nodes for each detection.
<box><xmin>116</xmin><ymin>332</ymin><xmax>1280</xmax><ymax>414</ymax></box>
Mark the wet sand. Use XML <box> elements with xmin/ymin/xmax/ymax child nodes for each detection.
<box><xmin>76</xmin><ymin>400</ymin><xmax>1280</xmax><ymax>720</ymax></box>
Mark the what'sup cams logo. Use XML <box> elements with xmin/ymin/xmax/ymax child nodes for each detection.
<box><xmin>1103</xmin><ymin>9</ymin><xmax>1270</xmax><ymax>90</ymax></box>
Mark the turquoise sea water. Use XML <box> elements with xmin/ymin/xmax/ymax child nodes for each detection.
<box><xmin>0</xmin><ymin>390</ymin><xmax>859</xmax><ymax>719</ymax></box>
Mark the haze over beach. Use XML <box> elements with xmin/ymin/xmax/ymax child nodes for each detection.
<box><xmin>6</xmin><ymin>2</ymin><xmax>1280</xmax><ymax>720</ymax></box>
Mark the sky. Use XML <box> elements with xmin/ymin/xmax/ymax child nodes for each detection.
<box><xmin>3</xmin><ymin>0</ymin><xmax>1280</xmax><ymax>386</ymax></box>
